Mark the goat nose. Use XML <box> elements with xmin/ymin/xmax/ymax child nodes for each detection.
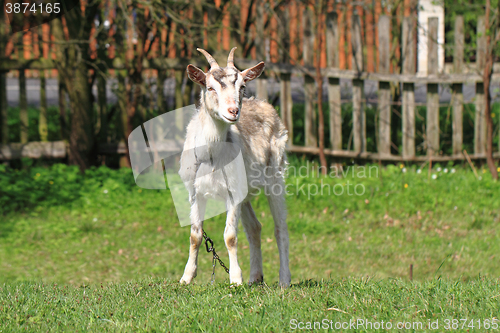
<box><xmin>228</xmin><ymin>107</ymin><xmax>239</xmax><ymax>116</ymax></box>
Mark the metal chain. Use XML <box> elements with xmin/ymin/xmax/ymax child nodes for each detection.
<box><xmin>202</xmin><ymin>230</ymin><xmax>229</xmax><ymax>284</ymax></box>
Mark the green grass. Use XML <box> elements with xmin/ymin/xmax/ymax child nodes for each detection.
<box><xmin>1</xmin><ymin>278</ymin><xmax>500</xmax><ymax>332</ymax></box>
<box><xmin>1</xmin><ymin>159</ymin><xmax>499</xmax><ymax>331</ymax></box>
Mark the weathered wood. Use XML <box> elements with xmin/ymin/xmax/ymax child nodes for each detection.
<box><xmin>303</xmin><ymin>7</ymin><xmax>317</xmax><ymax>147</ymax></box>
<box><xmin>19</xmin><ymin>69</ymin><xmax>28</xmax><ymax>143</ymax></box>
<box><xmin>0</xmin><ymin>141</ymin><xmax>66</xmax><ymax>160</ymax></box>
<box><xmin>288</xmin><ymin>145</ymin><xmax>500</xmax><ymax>161</ymax></box>
<box><xmin>378</xmin><ymin>15</ymin><xmax>391</xmax><ymax>156</ymax></box>
<box><xmin>352</xmin><ymin>13</ymin><xmax>365</xmax><ymax>152</ymax></box>
<box><xmin>452</xmin><ymin>16</ymin><xmax>464</xmax><ymax>155</ymax></box>
<box><xmin>326</xmin><ymin>11</ymin><xmax>341</xmax><ymax>150</ymax></box>
<box><xmin>255</xmin><ymin>0</ymin><xmax>268</xmax><ymax>101</ymax></box>
<box><xmin>1</xmin><ymin>56</ymin><xmax>500</xmax><ymax>84</ymax></box>
<box><xmin>402</xmin><ymin>17</ymin><xmax>415</xmax><ymax>158</ymax></box>
<box><xmin>38</xmin><ymin>26</ymin><xmax>48</xmax><ymax>142</ymax></box>
<box><xmin>0</xmin><ymin>72</ymin><xmax>6</xmax><ymax>144</ymax></box>
<box><xmin>426</xmin><ymin>17</ymin><xmax>439</xmax><ymax>156</ymax></box>
<box><xmin>39</xmin><ymin>70</ymin><xmax>48</xmax><ymax>141</ymax></box>
<box><xmin>157</xmin><ymin>70</ymin><xmax>167</xmax><ymax>113</ymax></box>
<box><xmin>58</xmin><ymin>73</ymin><xmax>68</xmax><ymax>140</ymax></box>
<box><xmin>279</xmin><ymin>7</ymin><xmax>293</xmax><ymax>146</ymax></box>
<box><xmin>0</xmin><ymin>3</ymin><xmax>7</xmax><ymax>145</ymax></box>
<box><xmin>475</xmin><ymin>16</ymin><xmax>487</xmax><ymax>155</ymax></box>
<box><xmin>174</xmin><ymin>70</ymin><xmax>184</xmax><ymax>109</ymax></box>
<box><xmin>280</xmin><ymin>73</ymin><xmax>293</xmax><ymax>145</ymax></box>
<box><xmin>97</xmin><ymin>72</ymin><xmax>107</xmax><ymax>141</ymax></box>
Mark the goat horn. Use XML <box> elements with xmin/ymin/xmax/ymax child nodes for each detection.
<box><xmin>227</xmin><ymin>47</ymin><xmax>237</xmax><ymax>67</ymax></box>
<box><xmin>197</xmin><ymin>48</ymin><xmax>219</xmax><ymax>69</ymax></box>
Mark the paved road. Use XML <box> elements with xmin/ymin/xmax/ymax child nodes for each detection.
<box><xmin>5</xmin><ymin>77</ymin><xmax>500</xmax><ymax>108</ymax></box>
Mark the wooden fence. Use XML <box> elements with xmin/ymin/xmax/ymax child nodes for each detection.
<box><xmin>1</xmin><ymin>12</ymin><xmax>500</xmax><ymax>163</ymax></box>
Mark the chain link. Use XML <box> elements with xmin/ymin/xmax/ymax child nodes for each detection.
<box><xmin>202</xmin><ymin>230</ymin><xmax>229</xmax><ymax>284</ymax></box>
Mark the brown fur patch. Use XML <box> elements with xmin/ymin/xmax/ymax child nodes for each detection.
<box><xmin>225</xmin><ymin>236</ymin><xmax>237</xmax><ymax>248</ymax></box>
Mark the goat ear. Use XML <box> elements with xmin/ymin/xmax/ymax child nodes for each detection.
<box><xmin>241</xmin><ymin>62</ymin><xmax>265</xmax><ymax>82</ymax></box>
<box><xmin>187</xmin><ymin>65</ymin><xmax>206</xmax><ymax>86</ymax></box>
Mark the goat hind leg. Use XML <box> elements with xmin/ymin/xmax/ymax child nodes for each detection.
<box><xmin>241</xmin><ymin>201</ymin><xmax>263</xmax><ymax>284</ymax></box>
<box><xmin>266</xmin><ymin>187</ymin><xmax>291</xmax><ymax>288</ymax></box>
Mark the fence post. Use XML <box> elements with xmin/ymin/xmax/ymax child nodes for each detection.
<box><xmin>303</xmin><ymin>7</ymin><xmax>317</xmax><ymax>147</ymax></box>
<box><xmin>452</xmin><ymin>16</ymin><xmax>464</xmax><ymax>156</ymax></box>
<box><xmin>326</xmin><ymin>11</ymin><xmax>341</xmax><ymax>150</ymax></box>
<box><xmin>352</xmin><ymin>11</ymin><xmax>365</xmax><ymax>153</ymax></box>
<box><xmin>475</xmin><ymin>16</ymin><xmax>486</xmax><ymax>156</ymax></box>
<box><xmin>256</xmin><ymin>0</ymin><xmax>268</xmax><ymax>101</ymax></box>
<box><xmin>377</xmin><ymin>15</ymin><xmax>391</xmax><ymax>156</ymax></box>
<box><xmin>402</xmin><ymin>16</ymin><xmax>416</xmax><ymax>159</ymax></box>
<box><xmin>426</xmin><ymin>17</ymin><xmax>439</xmax><ymax>156</ymax></box>
<box><xmin>278</xmin><ymin>7</ymin><xmax>293</xmax><ymax>146</ymax></box>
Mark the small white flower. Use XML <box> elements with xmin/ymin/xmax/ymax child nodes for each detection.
<box><xmin>93</xmin><ymin>218</ymin><xmax>98</xmax><ymax>222</ymax></box>
<box><xmin>444</xmin><ymin>168</ymin><xmax>448</xmax><ymax>173</ymax></box>
<box><xmin>478</xmin><ymin>176</ymin><xmax>482</xmax><ymax>180</ymax></box>
<box><xmin>103</xmin><ymin>189</ymin><xmax>108</xmax><ymax>194</ymax></box>
<box><xmin>437</xmin><ymin>167</ymin><xmax>442</xmax><ymax>172</ymax></box>
<box><xmin>432</xmin><ymin>174</ymin><xmax>437</xmax><ymax>179</ymax></box>
<box><xmin>451</xmin><ymin>168</ymin><xmax>456</xmax><ymax>173</ymax></box>
<box><xmin>454</xmin><ymin>206</ymin><xmax>457</xmax><ymax>210</ymax></box>
<box><xmin>402</xmin><ymin>168</ymin><xmax>407</xmax><ymax>173</ymax></box>
<box><xmin>385</xmin><ymin>193</ymin><xmax>389</xmax><ymax>197</ymax></box>
<box><xmin>417</xmin><ymin>169</ymin><xmax>422</xmax><ymax>174</ymax></box>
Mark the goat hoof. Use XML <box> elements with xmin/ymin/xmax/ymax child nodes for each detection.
<box><xmin>179</xmin><ymin>275</ymin><xmax>194</xmax><ymax>285</ymax></box>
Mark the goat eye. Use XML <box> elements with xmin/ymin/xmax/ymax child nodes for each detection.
<box><xmin>207</xmin><ymin>87</ymin><xmax>215</xmax><ymax>92</ymax></box>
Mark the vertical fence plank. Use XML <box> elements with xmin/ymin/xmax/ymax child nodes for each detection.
<box><xmin>475</xmin><ymin>16</ymin><xmax>486</xmax><ymax>155</ymax></box>
<box><xmin>0</xmin><ymin>4</ymin><xmax>7</xmax><ymax>145</ymax></box>
<box><xmin>278</xmin><ymin>7</ymin><xmax>293</xmax><ymax>146</ymax></box>
<box><xmin>402</xmin><ymin>16</ymin><xmax>416</xmax><ymax>158</ymax></box>
<box><xmin>452</xmin><ymin>16</ymin><xmax>464</xmax><ymax>155</ymax></box>
<box><xmin>19</xmin><ymin>32</ymin><xmax>28</xmax><ymax>144</ymax></box>
<box><xmin>303</xmin><ymin>7</ymin><xmax>317</xmax><ymax>147</ymax></box>
<box><xmin>39</xmin><ymin>70</ymin><xmax>48</xmax><ymax>142</ymax></box>
<box><xmin>426</xmin><ymin>17</ymin><xmax>439</xmax><ymax>156</ymax></box>
<box><xmin>326</xmin><ymin>11</ymin><xmax>341</xmax><ymax>150</ymax></box>
<box><xmin>174</xmin><ymin>70</ymin><xmax>184</xmax><ymax>109</ymax></box>
<box><xmin>38</xmin><ymin>26</ymin><xmax>48</xmax><ymax>142</ymax></box>
<box><xmin>352</xmin><ymin>12</ymin><xmax>365</xmax><ymax>152</ymax></box>
<box><xmin>157</xmin><ymin>70</ymin><xmax>166</xmax><ymax>113</ymax></box>
<box><xmin>256</xmin><ymin>0</ymin><xmax>268</xmax><ymax>101</ymax></box>
<box><xmin>377</xmin><ymin>15</ymin><xmax>391</xmax><ymax>156</ymax></box>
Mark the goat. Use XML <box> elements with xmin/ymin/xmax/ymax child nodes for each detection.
<box><xmin>178</xmin><ymin>47</ymin><xmax>291</xmax><ymax>287</ymax></box>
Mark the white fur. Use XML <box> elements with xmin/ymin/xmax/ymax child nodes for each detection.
<box><xmin>179</xmin><ymin>52</ymin><xmax>291</xmax><ymax>287</ymax></box>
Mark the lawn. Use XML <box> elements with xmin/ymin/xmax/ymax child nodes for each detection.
<box><xmin>0</xmin><ymin>158</ymin><xmax>499</xmax><ymax>331</ymax></box>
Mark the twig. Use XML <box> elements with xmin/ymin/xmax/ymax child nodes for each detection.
<box><xmin>327</xmin><ymin>307</ymin><xmax>349</xmax><ymax>314</ymax></box>
<box><xmin>463</xmin><ymin>149</ymin><xmax>479</xmax><ymax>179</ymax></box>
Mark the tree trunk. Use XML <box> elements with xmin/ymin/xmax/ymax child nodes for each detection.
<box><xmin>484</xmin><ymin>0</ymin><xmax>499</xmax><ymax>180</ymax></box>
<box><xmin>67</xmin><ymin>62</ymin><xmax>95</xmax><ymax>170</ymax></box>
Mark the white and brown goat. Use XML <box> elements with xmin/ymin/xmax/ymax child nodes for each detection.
<box><xmin>178</xmin><ymin>48</ymin><xmax>291</xmax><ymax>287</ymax></box>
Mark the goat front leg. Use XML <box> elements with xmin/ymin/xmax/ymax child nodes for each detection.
<box><xmin>180</xmin><ymin>196</ymin><xmax>206</xmax><ymax>284</ymax></box>
<box><xmin>225</xmin><ymin>204</ymin><xmax>243</xmax><ymax>285</ymax></box>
